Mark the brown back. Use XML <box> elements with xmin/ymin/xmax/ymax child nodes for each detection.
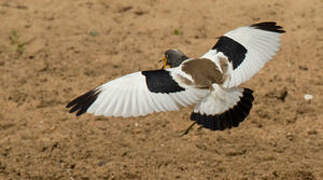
<box><xmin>181</xmin><ymin>58</ymin><xmax>224</xmax><ymax>88</ymax></box>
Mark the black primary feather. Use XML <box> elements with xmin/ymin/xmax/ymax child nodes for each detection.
<box><xmin>251</xmin><ymin>22</ymin><xmax>286</xmax><ymax>33</ymax></box>
<box><xmin>66</xmin><ymin>89</ymin><xmax>100</xmax><ymax>116</ymax></box>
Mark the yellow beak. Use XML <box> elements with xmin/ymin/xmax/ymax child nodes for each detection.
<box><xmin>161</xmin><ymin>56</ymin><xmax>171</xmax><ymax>69</ymax></box>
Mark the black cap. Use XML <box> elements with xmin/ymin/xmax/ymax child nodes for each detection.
<box><xmin>164</xmin><ymin>49</ymin><xmax>189</xmax><ymax>68</ymax></box>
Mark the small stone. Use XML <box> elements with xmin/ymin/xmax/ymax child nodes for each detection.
<box><xmin>286</xmin><ymin>132</ymin><xmax>294</xmax><ymax>141</ymax></box>
<box><xmin>304</xmin><ymin>94</ymin><xmax>313</xmax><ymax>101</ymax></box>
<box><xmin>97</xmin><ymin>161</ymin><xmax>106</xmax><ymax>167</ymax></box>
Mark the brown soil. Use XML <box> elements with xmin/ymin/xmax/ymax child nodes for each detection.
<box><xmin>0</xmin><ymin>0</ymin><xmax>323</xmax><ymax>179</ymax></box>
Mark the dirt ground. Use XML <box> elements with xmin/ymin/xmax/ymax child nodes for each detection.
<box><xmin>0</xmin><ymin>0</ymin><xmax>322</xmax><ymax>179</ymax></box>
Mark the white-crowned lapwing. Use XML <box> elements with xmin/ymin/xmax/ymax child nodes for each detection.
<box><xmin>66</xmin><ymin>22</ymin><xmax>285</xmax><ymax>133</ymax></box>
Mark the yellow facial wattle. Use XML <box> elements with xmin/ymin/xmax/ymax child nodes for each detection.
<box><xmin>162</xmin><ymin>56</ymin><xmax>171</xmax><ymax>69</ymax></box>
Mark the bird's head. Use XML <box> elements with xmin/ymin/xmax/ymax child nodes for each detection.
<box><xmin>161</xmin><ymin>49</ymin><xmax>189</xmax><ymax>69</ymax></box>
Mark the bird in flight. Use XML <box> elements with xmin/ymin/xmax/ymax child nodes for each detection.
<box><xmin>66</xmin><ymin>22</ymin><xmax>285</xmax><ymax>134</ymax></box>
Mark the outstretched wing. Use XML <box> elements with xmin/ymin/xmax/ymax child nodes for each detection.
<box><xmin>66</xmin><ymin>69</ymin><xmax>208</xmax><ymax>117</ymax></box>
<box><xmin>202</xmin><ymin>22</ymin><xmax>285</xmax><ymax>88</ymax></box>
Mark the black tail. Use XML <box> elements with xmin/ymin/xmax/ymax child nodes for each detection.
<box><xmin>190</xmin><ymin>88</ymin><xmax>254</xmax><ymax>131</ymax></box>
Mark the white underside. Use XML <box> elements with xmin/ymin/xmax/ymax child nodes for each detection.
<box><xmin>193</xmin><ymin>84</ymin><xmax>243</xmax><ymax>115</ymax></box>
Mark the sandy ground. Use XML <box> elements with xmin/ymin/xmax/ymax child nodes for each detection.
<box><xmin>0</xmin><ymin>0</ymin><xmax>323</xmax><ymax>179</ymax></box>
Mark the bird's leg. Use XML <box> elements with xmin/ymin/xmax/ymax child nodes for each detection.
<box><xmin>179</xmin><ymin>122</ymin><xmax>197</xmax><ymax>136</ymax></box>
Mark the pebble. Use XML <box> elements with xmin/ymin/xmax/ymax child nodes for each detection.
<box><xmin>304</xmin><ymin>94</ymin><xmax>313</xmax><ymax>101</ymax></box>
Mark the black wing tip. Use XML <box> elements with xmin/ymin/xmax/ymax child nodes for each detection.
<box><xmin>66</xmin><ymin>89</ymin><xmax>100</xmax><ymax>116</ymax></box>
<box><xmin>190</xmin><ymin>88</ymin><xmax>254</xmax><ymax>131</ymax></box>
<box><xmin>251</xmin><ymin>21</ymin><xmax>286</xmax><ymax>33</ymax></box>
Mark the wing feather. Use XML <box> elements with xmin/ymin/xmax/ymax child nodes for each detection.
<box><xmin>66</xmin><ymin>71</ymin><xmax>208</xmax><ymax>117</ymax></box>
<box><xmin>202</xmin><ymin>22</ymin><xmax>285</xmax><ymax>88</ymax></box>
